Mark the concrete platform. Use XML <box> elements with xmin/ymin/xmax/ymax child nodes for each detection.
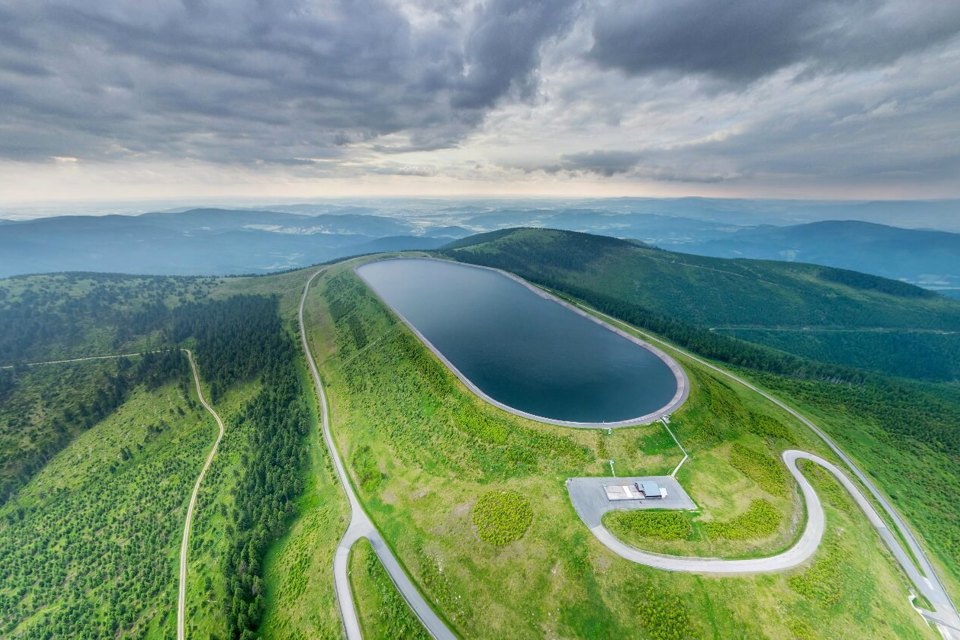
<box><xmin>567</xmin><ymin>475</ymin><xmax>697</xmax><ymax>528</ymax></box>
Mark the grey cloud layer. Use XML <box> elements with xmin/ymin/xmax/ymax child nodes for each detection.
<box><xmin>589</xmin><ymin>0</ymin><xmax>960</xmax><ymax>84</ymax></box>
<box><xmin>0</xmin><ymin>0</ymin><xmax>574</xmax><ymax>163</ymax></box>
<box><xmin>0</xmin><ymin>0</ymin><xmax>958</xmax><ymax>196</ymax></box>
<box><xmin>554</xmin><ymin>66</ymin><xmax>960</xmax><ymax>187</ymax></box>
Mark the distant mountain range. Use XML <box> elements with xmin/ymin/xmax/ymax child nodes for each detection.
<box><xmin>0</xmin><ymin>208</ymin><xmax>461</xmax><ymax>277</ymax></box>
<box><xmin>675</xmin><ymin>220</ymin><xmax>960</xmax><ymax>296</ymax></box>
<box><xmin>432</xmin><ymin>207</ymin><xmax>960</xmax><ymax>296</ymax></box>
<box><xmin>1</xmin><ymin>202</ymin><xmax>958</xmax><ymax>296</ymax></box>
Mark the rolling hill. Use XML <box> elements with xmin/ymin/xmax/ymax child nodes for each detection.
<box><xmin>442</xmin><ymin>228</ymin><xmax>960</xmax><ymax>381</ymax></box>
<box><xmin>4</xmin><ymin>240</ymin><xmax>960</xmax><ymax>638</ymax></box>
<box><xmin>683</xmin><ymin>220</ymin><xmax>960</xmax><ymax>295</ymax></box>
<box><xmin>441</xmin><ymin>227</ymin><xmax>960</xmax><ymax>610</ymax></box>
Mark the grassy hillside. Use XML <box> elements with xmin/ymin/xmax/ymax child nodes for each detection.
<box><xmin>0</xmin><ymin>272</ymin><xmax>219</xmax><ymax>364</ymax></box>
<box><xmin>0</xmin><ymin>273</ymin><xmax>219</xmax><ymax>499</ymax></box>
<box><xmin>349</xmin><ymin>538</ymin><xmax>430</xmax><ymax>640</ymax></box>
<box><xmin>4</xmin><ymin>234</ymin><xmax>957</xmax><ymax>637</ymax></box>
<box><xmin>0</xmin><ymin>269</ymin><xmax>347</xmax><ymax>639</ymax></box>
<box><xmin>0</xmin><ymin>371</ymin><xmax>214</xmax><ymax>638</ymax></box>
<box><xmin>302</xmin><ymin>258</ymin><xmax>933</xmax><ymax>639</ymax></box>
<box><xmin>442</xmin><ymin>227</ymin><xmax>960</xmax><ymax>595</ymax></box>
<box><xmin>442</xmin><ymin>228</ymin><xmax>960</xmax><ymax>381</ymax></box>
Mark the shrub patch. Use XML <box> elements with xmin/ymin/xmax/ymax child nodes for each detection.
<box><xmin>605</xmin><ymin>510</ymin><xmax>694</xmax><ymax>541</ymax></box>
<box><xmin>729</xmin><ymin>443</ymin><xmax>787</xmax><ymax>496</ymax></box>
<box><xmin>704</xmin><ymin>499</ymin><xmax>782</xmax><ymax>540</ymax></box>
<box><xmin>472</xmin><ymin>490</ymin><xmax>533</xmax><ymax>545</ymax></box>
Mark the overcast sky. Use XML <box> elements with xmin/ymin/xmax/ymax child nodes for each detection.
<box><xmin>1</xmin><ymin>0</ymin><xmax>959</xmax><ymax>204</ymax></box>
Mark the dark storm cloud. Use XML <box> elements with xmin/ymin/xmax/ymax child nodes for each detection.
<box><xmin>588</xmin><ymin>0</ymin><xmax>960</xmax><ymax>84</ymax></box>
<box><xmin>552</xmin><ymin>150</ymin><xmax>737</xmax><ymax>183</ymax></box>
<box><xmin>553</xmin><ymin>150</ymin><xmax>643</xmax><ymax>177</ymax></box>
<box><xmin>1</xmin><ymin>0</ymin><xmax>959</xmax><ymax>197</ymax></box>
<box><xmin>547</xmin><ymin>68</ymin><xmax>960</xmax><ymax>188</ymax></box>
<box><xmin>0</xmin><ymin>0</ymin><xmax>576</xmax><ymax>164</ymax></box>
<box><xmin>453</xmin><ymin>0</ymin><xmax>579</xmax><ymax>109</ymax></box>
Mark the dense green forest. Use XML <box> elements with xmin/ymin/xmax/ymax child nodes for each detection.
<box><xmin>202</xmin><ymin>300</ymin><xmax>310</xmax><ymax>637</ymax></box>
<box><xmin>0</xmin><ymin>273</ymin><xmax>218</xmax><ymax>364</ymax></box>
<box><xmin>714</xmin><ymin>326</ymin><xmax>960</xmax><ymax>381</ymax></box>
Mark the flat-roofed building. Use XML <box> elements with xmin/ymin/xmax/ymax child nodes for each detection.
<box><xmin>604</xmin><ymin>483</ymin><xmax>644</xmax><ymax>501</ymax></box>
<box><xmin>639</xmin><ymin>480</ymin><xmax>666</xmax><ymax>499</ymax></box>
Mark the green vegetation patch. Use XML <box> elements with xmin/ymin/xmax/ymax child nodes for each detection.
<box><xmin>0</xmin><ymin>350</ymin><xmax>186</xmax><ymax>504</ymax></box>
<box><xmin>622</xmin><ymin>577</ymin><xmax>692</xmax><ymax>640</ymax></box>
<box><xmin>636</xmin><ymin>424</ymin><xmax>678</xmax><ymax>456</ymax></box>
<box><xmin>350</xmin><ymin>538</ymin><xmax>430</xmax><ymax>640</ymax></box>
<box><xmin>788</xmin><ymin>539</ymin><xmax>845</xmax><ymax>607</ymax></box>
<box><xmin>472</xmin><ymin>490</ymin><xmax>533</xmax><ymax>545</ymax></box>
<box><xmin>703</xmin><ymin>499</ymin><xmax>782</xmax><ymax>540</ymax></box>
<box><xmin>746</xmin><ymin>412</ymin><xmax>796</xmax><ymax>444</ymax></box>
<box><xmin>759</xmin><ymin>371</ymin><xmax>960</xmax><ymax>588</ymax></box>
<box><xmin>605</xmin><ymin>510</ymin><xmax>694</xmax><ymax>542</ymax></box>
<box><xmin>352</xmin><ymin>444</ymin><xmax>385</xmax><ymax>493</ymax></box>
<box><xmin>728</xmin><ymin>443</ymin><xmax>787</xmax><ymax>497</ymax></box>
<box><xmin>797</xmin><ymin>461</ymin><xmax>851</xmax><ymax>514</ymax></box>
<box><xmin>0</xmin><ymin>380</ymin><xmax>212</xmax><ymax>638</ymax></box>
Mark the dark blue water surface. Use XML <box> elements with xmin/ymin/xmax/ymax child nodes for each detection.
<box><xmin>356</xmin><ymin>259</ymin><xmax>680</xmax><ymax>424</ymax></box>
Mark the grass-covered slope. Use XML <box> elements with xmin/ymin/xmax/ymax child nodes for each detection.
<box><xmin>349</xmin><ymin>538</ymin><xmax>430</xmax><ymax>640</ymax></box>
<box><xmin>0</xmin><ymin>269</ymin><xmax>347</xmax><ymax>639</ymax></box>
<box><xmin>0</xmin><ymin>273</ymin><xmax>218</xmax><ymax>500</ymax></box>
<box><xmin>303</xmin><ymin>258</ymin><xmax>933</xmax><ymax>639</ymax></box>
<box><xmin>442</xmin><ymin>227</ymin><xmax>960</xmax><ymax>596</ymax></box>
<box><xmin>0</xmin><ymin>367</ymin><xmax>213</xmax><ymax>638</ymax></box>
<box><xmin>442</xmin><ymin>228</ymin><xmax>960</xmax><ymax>381</ymax></box>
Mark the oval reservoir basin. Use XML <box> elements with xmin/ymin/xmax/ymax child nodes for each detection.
<box><xmin>356</xmin><ymin>258</ymin><xmax>687</xmax><ymax>427</ymax></box>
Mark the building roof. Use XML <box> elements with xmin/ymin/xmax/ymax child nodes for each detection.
<box><xmin>640</xmin><ymin>481</ymin><xmax>661</xmax><ymax>495</ymax></box>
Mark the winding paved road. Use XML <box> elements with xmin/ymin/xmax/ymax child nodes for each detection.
<box><xmin>178</xmin><ymin>349</ymin><xmax>226</xmax><ymax>640</ymax></box>
<box><xmin>574</xmin><ymin>303</ymin><xmax>960</xmax><ymax>639</ymax></box>
<box><xmin>299</xmin><ymin>270</ymin><xmax>456</xmax><ymax>640</ymax></box>
<box><xmin>577</xmin><ymin>451</ymin><xmax>901</xmax><ymax>574</ymax></box>
<box><xmin>17</xmin><ymin>273</ymin><xmax>955</xmax><ymax>637</ymax></box>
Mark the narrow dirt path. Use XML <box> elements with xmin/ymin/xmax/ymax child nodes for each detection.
<box><xmin>177</xmin><ymin>349</ymin><xmax>226</xmax><ymax>640</ymax></box>
<box><xmin>0</xmin><ymin>352</ymin><xmax>147</xmax><ymax>369</ymax></box>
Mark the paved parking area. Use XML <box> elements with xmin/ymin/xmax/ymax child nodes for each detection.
<box><xmin>567</xmin><ymin>475</ymin><xmax>697</xmax><ymax>527</ymax></box>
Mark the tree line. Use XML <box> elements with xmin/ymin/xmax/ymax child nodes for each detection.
<box><xmin>170</xmin><ymin>294</ymin><xmax>309</xmax><ymax>638</ymax></box>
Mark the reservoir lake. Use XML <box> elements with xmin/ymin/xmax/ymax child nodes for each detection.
<box><xmin>356</xmin><ymin>258</ymin><xmax>686</xmax><ymax>426</ymax></box>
